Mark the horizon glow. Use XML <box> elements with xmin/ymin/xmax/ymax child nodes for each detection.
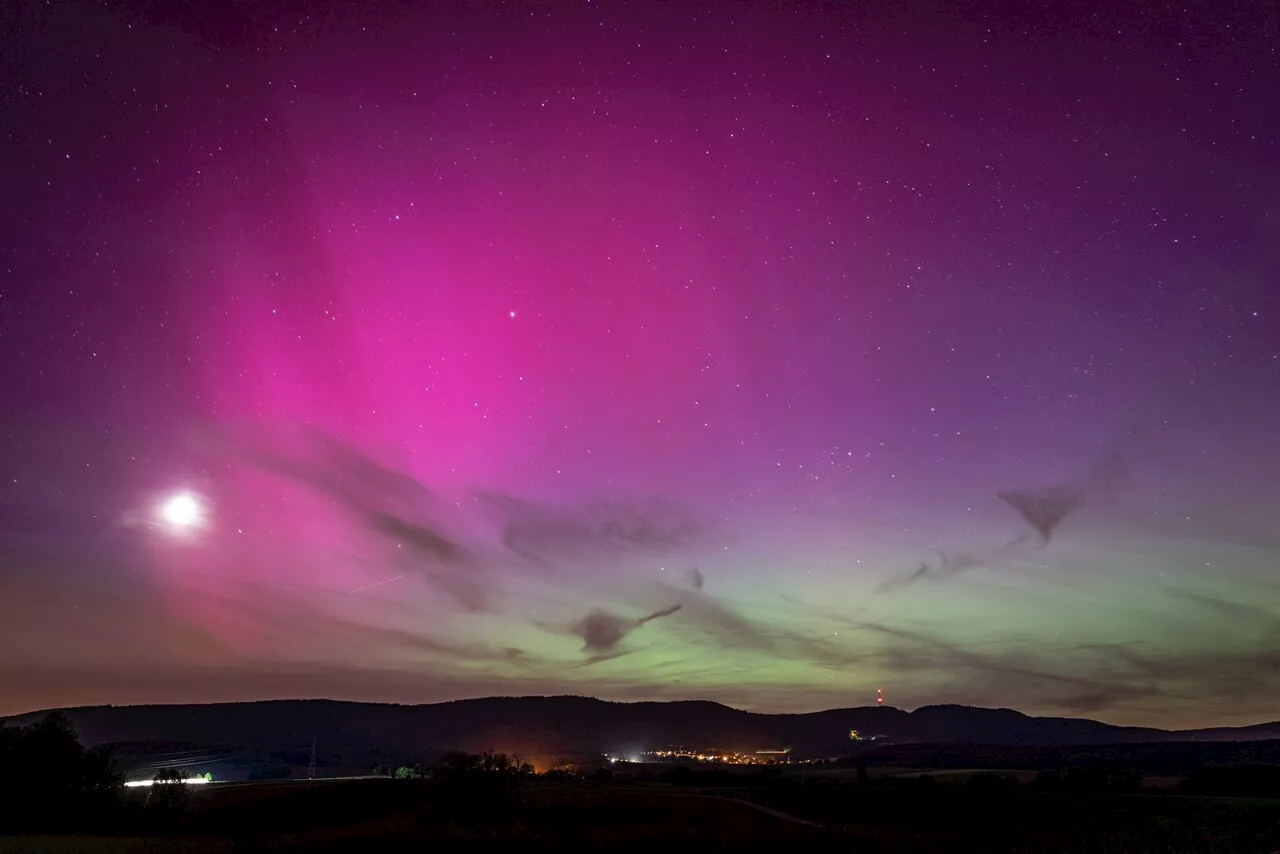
<box><xmin>1</xmin><ymin>1</ymin><xmax>1277</xmax><ymax>729</ymax></box>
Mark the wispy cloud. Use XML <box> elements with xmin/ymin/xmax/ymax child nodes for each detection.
<box><xmin>204</xmin><ymin>424</ymin><xmax>717</xmax><ymax>614</ymax></box>
<box><xmin>877</xmin><ymin>549</ymin><xmax>990</xmax><ymax>592</ymax></box>
<box><xmin>572</xmin><ymin>603</ymin><xmax>684</xmax><ymax>660</ymax></box>
<box><xmin>811</xmin><ymin>585</ymin><xmax>1280</xmax><ymax>722</ymax></box>
<box><xmin>205</xmin><ymin>424</ymin><xmax>488</xmax><ymax>609</ymax></box>
<box><xmin>997</xmin><ymin>486</ymin><xmax>1081</xmax><ymax>545</ymax></box>
<box><xmin>653</xmin><ymin>576</ymin><xmax>864</xmax><ymax>668</ymax></box>
<box><xmin>877</xmin><ymin>439</ymin><xmax>1137</xmax><ymax>591</ymax></box>
<box><xmin>476</xmin><ymin>490</ymin><xmax>718</xmax><ymax>568</ymax></box>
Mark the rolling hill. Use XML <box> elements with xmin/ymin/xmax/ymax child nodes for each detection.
<box><xmin>7</xmin><ymin>696</ymin><xmax>1280</xmax><ymax>774</ymax></box>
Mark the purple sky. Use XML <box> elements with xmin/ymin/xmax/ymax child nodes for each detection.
<box><xmin>1</xmin><ymin>0</ymin><xmax>1278</xmax><ymax>728</ymax></box>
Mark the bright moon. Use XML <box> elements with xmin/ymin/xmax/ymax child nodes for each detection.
<box><xmin>159</xmin><ymin>492</ymin><xmax>202</xmax><ymax>528</ymax></box>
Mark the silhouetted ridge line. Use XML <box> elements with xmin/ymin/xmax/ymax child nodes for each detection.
<box><xmin>8</xmin><ymin>697</ymin><xmax>1279</xmax><ymax>766</ymax></box>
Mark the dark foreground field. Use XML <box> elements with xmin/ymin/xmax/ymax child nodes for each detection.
<box><xmin>729</xmin><ymin>784</ymin><xmax>1280</xmax><ymax>853</ymax></box>
<box><xmin>1</xmin><ymin>779</ymin><xmax>832</xmax><ymax>852</ymax></box>
<box><xmin>4</xmin><ymin>777</ymin><xmax>1280</xmax><ymax>853</ymax></box>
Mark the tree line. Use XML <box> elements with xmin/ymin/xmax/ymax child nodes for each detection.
<box><xmin>0</xmin><ymin>712</ymin><xmax>122</xmax><ymax>833</ymax></box>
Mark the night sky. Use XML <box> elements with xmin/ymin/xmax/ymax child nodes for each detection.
<box><xmin>2</xmin><ymin>0</ymin><xmax>1278</xmax><ymax>728</ymax></box>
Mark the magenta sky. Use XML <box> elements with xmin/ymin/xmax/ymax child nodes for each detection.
<box><xmin>2</xmin><ymin>0</ymin><xmax>1278</xmax><ymax>728</ymax></box>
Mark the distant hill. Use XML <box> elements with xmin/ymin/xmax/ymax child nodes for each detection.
<box><xmin>5</xmin><ymin>696</ymin><xmax>1279</xmax><ymax>773</ymax></box>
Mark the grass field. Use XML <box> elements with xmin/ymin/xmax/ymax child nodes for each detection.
<box><xmin>4</xmin><ymin>777</ymin><xmax>1279</xmax><ymax>852</ymax></box>
<box><xmin>3</xmin><ymin>780</ymin><xmax>838</xmax><ymax>851</ymax></box>
<box><xmin>0</xmin><ymin>839</ymin><xmax>236</xmax><ymax>853</ymax></box>
<box><xmin>726</xmin><ymin>784</ymin><xmax>1280</xmax><ymax>853</ymax></box>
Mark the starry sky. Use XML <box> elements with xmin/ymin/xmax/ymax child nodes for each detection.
<box><xmin>2</xmin><ymin>0</ymin><xmax>1278</xmax><ymax>728</ymax></box>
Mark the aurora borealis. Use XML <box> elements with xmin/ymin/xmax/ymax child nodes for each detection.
<box><xmin>2</xmin><ymin>0</ymin><xmax>1277</xmax><ymax>728</ymax></box>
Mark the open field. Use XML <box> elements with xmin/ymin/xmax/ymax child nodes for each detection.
<box><xmin>5</xmin><ymin>777</ymin><xmax>1280</xmax><ymax>852</ymax></box>
<box><xmin>3</xmin><ymin>779</ymin><xmax>840</xmax><ymax>851</ymax></box>
<box><xmin>725</xmin><ymin>785</ymin><xmax>1280</xmax><ymax>853</ymax></box>
<box><xmin>0</xmin><ymin>840</ymin><xmax>236</xmax><ymax>854</ymax></box>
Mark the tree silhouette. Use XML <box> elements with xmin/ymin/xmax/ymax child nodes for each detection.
<box><xmin>143</xmin><ymin>767</ymin><xmax>193</xmax><ymax>831</ymax></box>
<box><xmin>0</xmin><ymin>712</ymin><xmax>123</xmax><ymax>833</ymax></box>
<box><xmin>428</xmin><ymin>751</ymin><xmax>529</xmax><ymax>826</ymax></box>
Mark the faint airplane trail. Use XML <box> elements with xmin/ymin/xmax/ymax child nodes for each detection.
<box><xmin>348</xmin><ymin>575</ymin><xmax>406</xmax><ymax>594</ymax></box>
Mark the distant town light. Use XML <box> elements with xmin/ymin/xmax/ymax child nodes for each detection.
<box><xmin>640</xmin><ymin>746</ymin><xmax>792</xmax><ymax>765</ymax></box>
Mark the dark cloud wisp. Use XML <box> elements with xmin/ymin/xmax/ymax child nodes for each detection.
<box><xmin>573</xmin><ymin>604</ymin><xmax>684</xmax><ymax>658</ymax></box>
<box><xmin>477</xmin><ymin>490</ymin><xmax>717</xmax><ymax>567</ymax></box>
<box><xmin>997</xmin><ymin>485</ymin><xmax>1082</xmax><ymax>545</ymax></box>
